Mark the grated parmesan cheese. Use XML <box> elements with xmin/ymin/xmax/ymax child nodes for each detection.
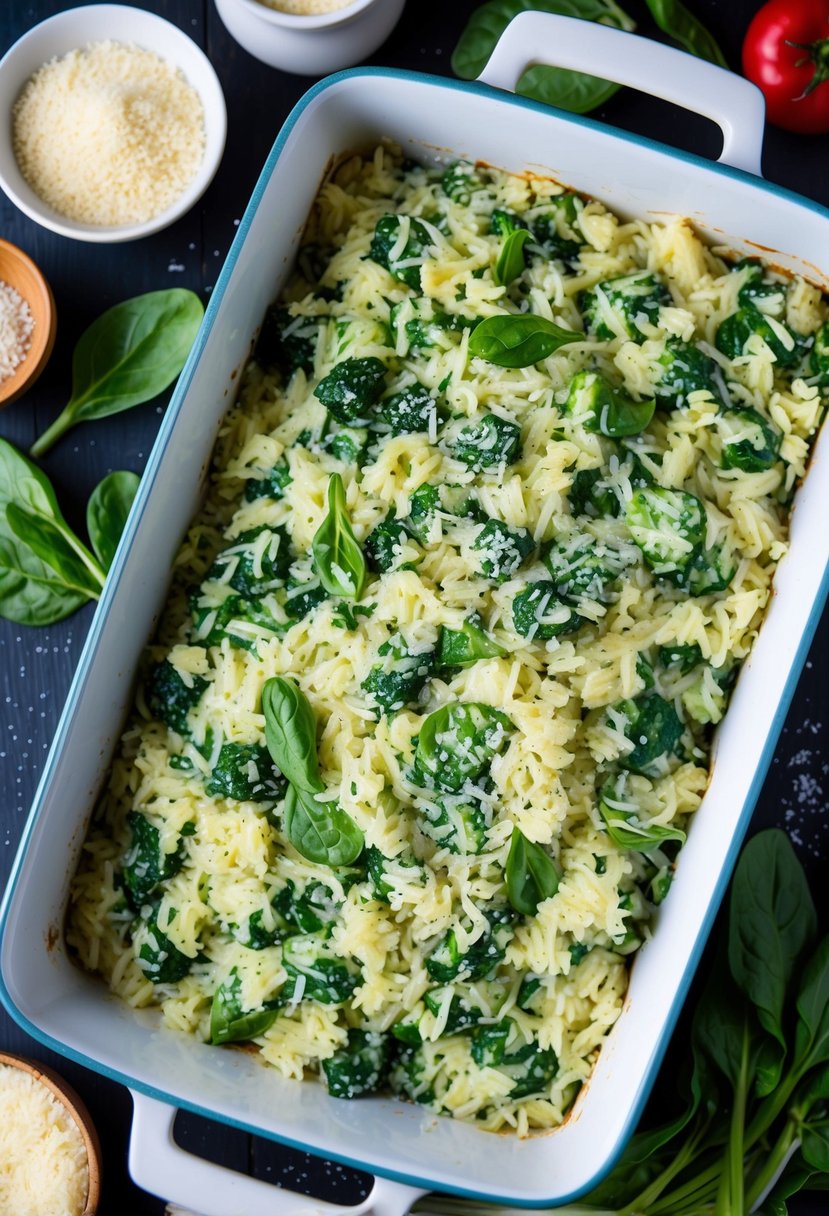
<box><xmin>0</xmin><ymin>1064</ymin><xmax>89</xmax><ymax>1216</ymax></box>
<box><xmin>12</xmin><ymin>41</ymin><xmax>206</xmax><ymax>227</ymax></box>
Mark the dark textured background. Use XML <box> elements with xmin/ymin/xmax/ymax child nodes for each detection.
<box><xmin>0</xmin><ymin>1</ymin><xmax>827</xmax><ymax>1211</ymax></box>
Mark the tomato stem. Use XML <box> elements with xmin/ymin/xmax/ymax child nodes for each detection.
<box><xmin>784</xmin><ymin>35</ymin><xmax>829</xmax><ymax>98</ymax></box>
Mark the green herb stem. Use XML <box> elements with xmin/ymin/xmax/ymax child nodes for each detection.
<box><xmin>744</xmin><ymin>1119</ymin><xmax>800</xmax><ymax>1211</ymax></box>
<box><xmin>725</xmin><ymin>1035</ymin><xmax>749</xmax><ymax>1216</ymax></box>
<box><xmin>744</xmin><ymin>1069</ymin><xmax>804</xmax><ymax>1147</ymax></box>
<box><xmin>620</xmin><ymin>1124</ymin><xmax>709</xmax><ymax>1216</ymax></box>
<box><xmin>56</xmin><ymin>528</ymin><xmax>107</xmax><ymax>591</ymax></box>
<box><xmin>30</xmin><ymin>413</ymin><xmax>72</xmax><ymax>459</ymax></box>
<box><xmin>646</xmin><ymin>1149</ymin><xmax>732</xmax><ymax>1214</ymax></box>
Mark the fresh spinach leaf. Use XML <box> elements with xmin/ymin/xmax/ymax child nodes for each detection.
<box><xmin>262</xmin><ymin>676</ymin><xmax>322</xmax><ymax>794</ymax></box>
<box><xmin>494</xmin><ymin>229</ymin><xmax>531</xmax><ymax>287</ymax></box>
<box><xmin>312</xmin><ymin>473</ymin><xmax>366</xmax><ymax>599</ymax></box>
<box><xmin>506</xmin><ymin>826</ymin><xmax>560</xmax><ymax>916</ymax></box>
<box><xmin>452</xmin><ymin>0</ymin><xmax>629</xmax><ymax>79</ymax></box>
<box><xmin>517</xmin><ymin>63</ymin><xmax>622</xmax><ymax>114</ymax></box>
<box><xmin>0</xmin><ymin>525</ymin><xmax>88</xmax><ymax>626</ymax></box>
<box><xmin>454</xmin><ymin>0</ymin><xmax>633</xmax><ymax>114</ymax></box>
<box><xmin>802</xmin><ymin>1120</ymin><xmax>829</xmax><ymax>1173</ymax></box>
<box><xmin>599</xmin><ymin>774</ymin><xmax>685</xmax><ymax>850</ymax></box>
<box><xmin>283</xmin><ymin>783</ymin><xmax>364</xmax><ymax>867</ymax></box>
<box><xmin>728</xmin><ymin>830</ymin><xmax>817</xmax><ymax>1096</ymax></box>
<box><xmin>86</xmin><ymin>470</ymin><xmax>140</xmax><ymax>573</ymax></box>
<box><xmin>758</xmin><ymin>1150</ymin><xmax>820</xmax><ymax>1216</ymax></box>
<box><xmin>693</xmin><ymin>948</ymin><xmax>757</xmax><ymax>1089</ymax></box>
<box><xmin>0</xmin><ymin>438</ymin><xmax>104</xmax><ymax>625</ymax></box>
<box><xmin>469</xmin><ymin>314</ymin><xmax>580</xmax><ymax>367</ymax></box>
<box><xmin>6</xmin><ymin>503</ymin><xmax>102</xmax><ymax>598</ymax></box>
<box><xmin>794</xmin><ymin>936</ymin><xmax>829</xmax><ymax>1078</ymax></box>
<box><xmin>31</xmin><ymin>289</ymin><xmax>204</xmax><ymax>456</ymax></box>
<box><xmin>644</xmin><ymin>0</ymin><xmax>726</xmax><ymax>67</ymax></box>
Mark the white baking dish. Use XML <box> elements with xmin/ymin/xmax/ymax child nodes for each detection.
<box><xmin>2</xmin><ymin>15</ymin><xmax>829</xmax><ymax>1216</ymax></box>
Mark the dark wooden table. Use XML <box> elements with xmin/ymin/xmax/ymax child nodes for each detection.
<box><xmin>0</xmin><ymin>1</ymin><xmax>827</xmax><ymax>1212</ymax></box>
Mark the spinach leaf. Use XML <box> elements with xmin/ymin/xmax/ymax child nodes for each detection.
<box><xmin>312</xmin><ymin>473</ymin><xmax>366</xmax><ymax>599</ymax></box>
<box><xmin>506</xmin><ymin>826</ymin><xmax>560</xmax><ymax>916</ymax></box>
<box><xmin>599</xmin><ymin>774</ymin><xmax>685</xmax><ymax>850</ymax></box>
<box><xmin>565</xmin><ymin>370</ymin><xmax>655</xmax><ymax>437</ymax></box>
<box><xmin>452</xmin><ymin>0</ymin><xmax>635</xmax><ymax>117</ymax></box>
<box><xmin>6</xmin><ymin>503</ymin><xmax>102</xmax><ymax>598</ymax></box>
<box><xmin>494</xmin><ymin>229</ymin><xmax>531</xmax><ymax>287</ymax></box>
<box><xmin>794</xmin><ymin>937</ymin><xmax>829</xmax><ymax>1077</ymax></box>
<box><xmin>728</xmin><ymin>830</ymin><xmax>817</xmax><ymax>1096</ymax></box>
<box><xmin>453</xmin><ymin>0</ymin><xmax>633</xmax><ymax>79</ymax></box>
<box><xmin>802</xmin><ymin>1120</ymin><xmax>829</xmax><ymax>1173</ymax></box>
<box><xmin>262</xmin><ymin>676</ymin><xmax>322</xmax><ymax>794</ymax></box>
<box><xmin>210</xmin><ymin>969</ymin><xmax>280</xmax><ymax>1045</ymax></box>
<box><xmin>438</xmin><ymin>619</ymin><xmax>506</xmax><ymax>667</ymax></box>
<box><xmin>644</xmin><ymin>0</ymin><xmax>726</xmax><ymax>67</ymax></box>
<box><xmin>31</xmin><ymin>289</ymin><xmax>204</xmax><ymax>456</ymax></box>
<box><xmin>517</xmin><ymin>63</ymin><xmax>622</xmax><ymax>114</ymax></box>
<box><xmin>469</xmin><ymin>314</ymin><xmax>580</xmax><ymax>367</ymax></box>
<box><xmin>0</xmin><ymin>438</ymin><xmax>104</xmax><ymax>625</ymax></box>
<box><xmin>86</xmin><ymin>470</ymin><xmax>140</xmax><ymax>573</ymax></box>
<box><xmin>759</xmin><ymin>1150</ymin><xmax>820</xmax><ymax>1216</ymax></box>
<box><xmin>283</xmin><ymin>783</ymin><xmax>364</xmax><ymax>867</ymax></box>
<box><xmin>414</xmin><ymin>702</ymin><xmax>512</xmax><ymax>793</ymax></box>
<box><xmin>693</xmin><ymin>948</ymin><xmax>757</xmax><ymax>1089</ymax></box>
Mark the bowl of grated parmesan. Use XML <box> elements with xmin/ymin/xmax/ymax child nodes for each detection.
<box><xmin>0</xmin><ymin>240</ymin><xmax>55</xmax><ymax>408</ymax></box>
<box><xmin>0</xmin><ymin>5</ymin><xmax>227</xmax><ymax>243</ymax></box>
<box><xmin>0</xmin><ymin>1052</ymin><xmax>100</xmax><ymax>1216</ymax></box>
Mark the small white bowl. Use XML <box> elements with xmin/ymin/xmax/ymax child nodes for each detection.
<box><xmin>0</xmin><ymin>5</ymin><xmax>227</xmax><ymax>243</ymax></box>
<box><xmin>214</xmin><ymin>0</ymin><xmax>406</xmax><ymax>75</ymax></box>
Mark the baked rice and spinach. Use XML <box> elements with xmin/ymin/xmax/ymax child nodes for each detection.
<box><xmin>67</xmin><ymin>146</ymin><xmax>828</xmax><ymax>1135</ymax></box>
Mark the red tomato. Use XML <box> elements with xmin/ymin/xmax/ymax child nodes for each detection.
<box><xmin>742</xmin><ymin>0</ymin><xmax>829</xmax><ymax>134</ymax></box>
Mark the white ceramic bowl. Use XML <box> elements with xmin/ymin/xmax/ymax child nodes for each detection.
<box><xmin>0</xmin><ymin>5</ymin><xmax>227</xmax><ymax>243</ymax></box>
<box><xmin>214</xmin><ymin>0</ymin><xmax>406</xmax><ymax>74</ymax></box>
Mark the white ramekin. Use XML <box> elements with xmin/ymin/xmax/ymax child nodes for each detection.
<box><xmin>213</xmin><ymin>0</ymin><xmax>406</xmax><ymax>74</ymax></box>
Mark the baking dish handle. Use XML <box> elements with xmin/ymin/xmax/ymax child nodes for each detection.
<box><xmin>476</xmin><ymin>11</ymin><xmax>765</xmax><ymax>176</ymax></box>
<box><xmin>129</xmin><ymin>1091</ymin><xmax>427</xmax><ymax>1216</ymax></box>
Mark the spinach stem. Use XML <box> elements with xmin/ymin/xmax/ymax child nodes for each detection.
<box><xmin>744</xmin><ymin>1066</ymin><xmax>805</xmax><ymax>1148</ymax></box>
<box><xmin>58</xmin><ymin>525</ymin><xmax>107</xmax><ymax>590</ymax></box>
<box><xmin>619</xmin><ymin>1124</ymin><xmax>707</xmax><ymax>1216</ymax></box>
<box><xmin>648</xmin><ymin>1162</ymin><xmax>722</xmax><ymax>1214</ymax></box>
<box><xmin>721</xmin><ymin>1032</ymin><xmax>749</xmax><ymax>1216</ymax></box>
<box><xmin>744</xmin><ymin>1119</ymin><xmax>800</xmax><ymax>1211</ymax></box>
<box><xmin>30</xmin><ymin>408</ymin><xmax>72</xmax><ymax>458</ymax></box>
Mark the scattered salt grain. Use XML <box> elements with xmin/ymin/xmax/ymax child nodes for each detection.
<box><xmin>0</xmin><ymin>281</ymin><xmax>33</xmax><ymax>383</ymax></box>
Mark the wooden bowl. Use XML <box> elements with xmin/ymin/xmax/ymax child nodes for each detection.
<box><xmin>0</xmin><ymin>239</ymin><xmax>56</xmax><ymax>407</ymax></box>
<box><xmin>0</xmin><ymin>1051</ymin><xmax>101</xmax><ymax>1215</ymax></box>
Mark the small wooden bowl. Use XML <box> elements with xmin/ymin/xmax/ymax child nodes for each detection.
<box><xmin>0</xmin><ymin>1051</ymin><xmax>101</xmax><ymax>1215</ymax></box>
<box><xmin>0</xmin><ymin>239</ymin><xmax>56</xmax><ymax>407</ymax></box>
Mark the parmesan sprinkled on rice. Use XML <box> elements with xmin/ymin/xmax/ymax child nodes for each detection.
<box><xmin>68</xmin><ymin>145</ymin><xmax>827</xmax><ymax>1135</ymax></box>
